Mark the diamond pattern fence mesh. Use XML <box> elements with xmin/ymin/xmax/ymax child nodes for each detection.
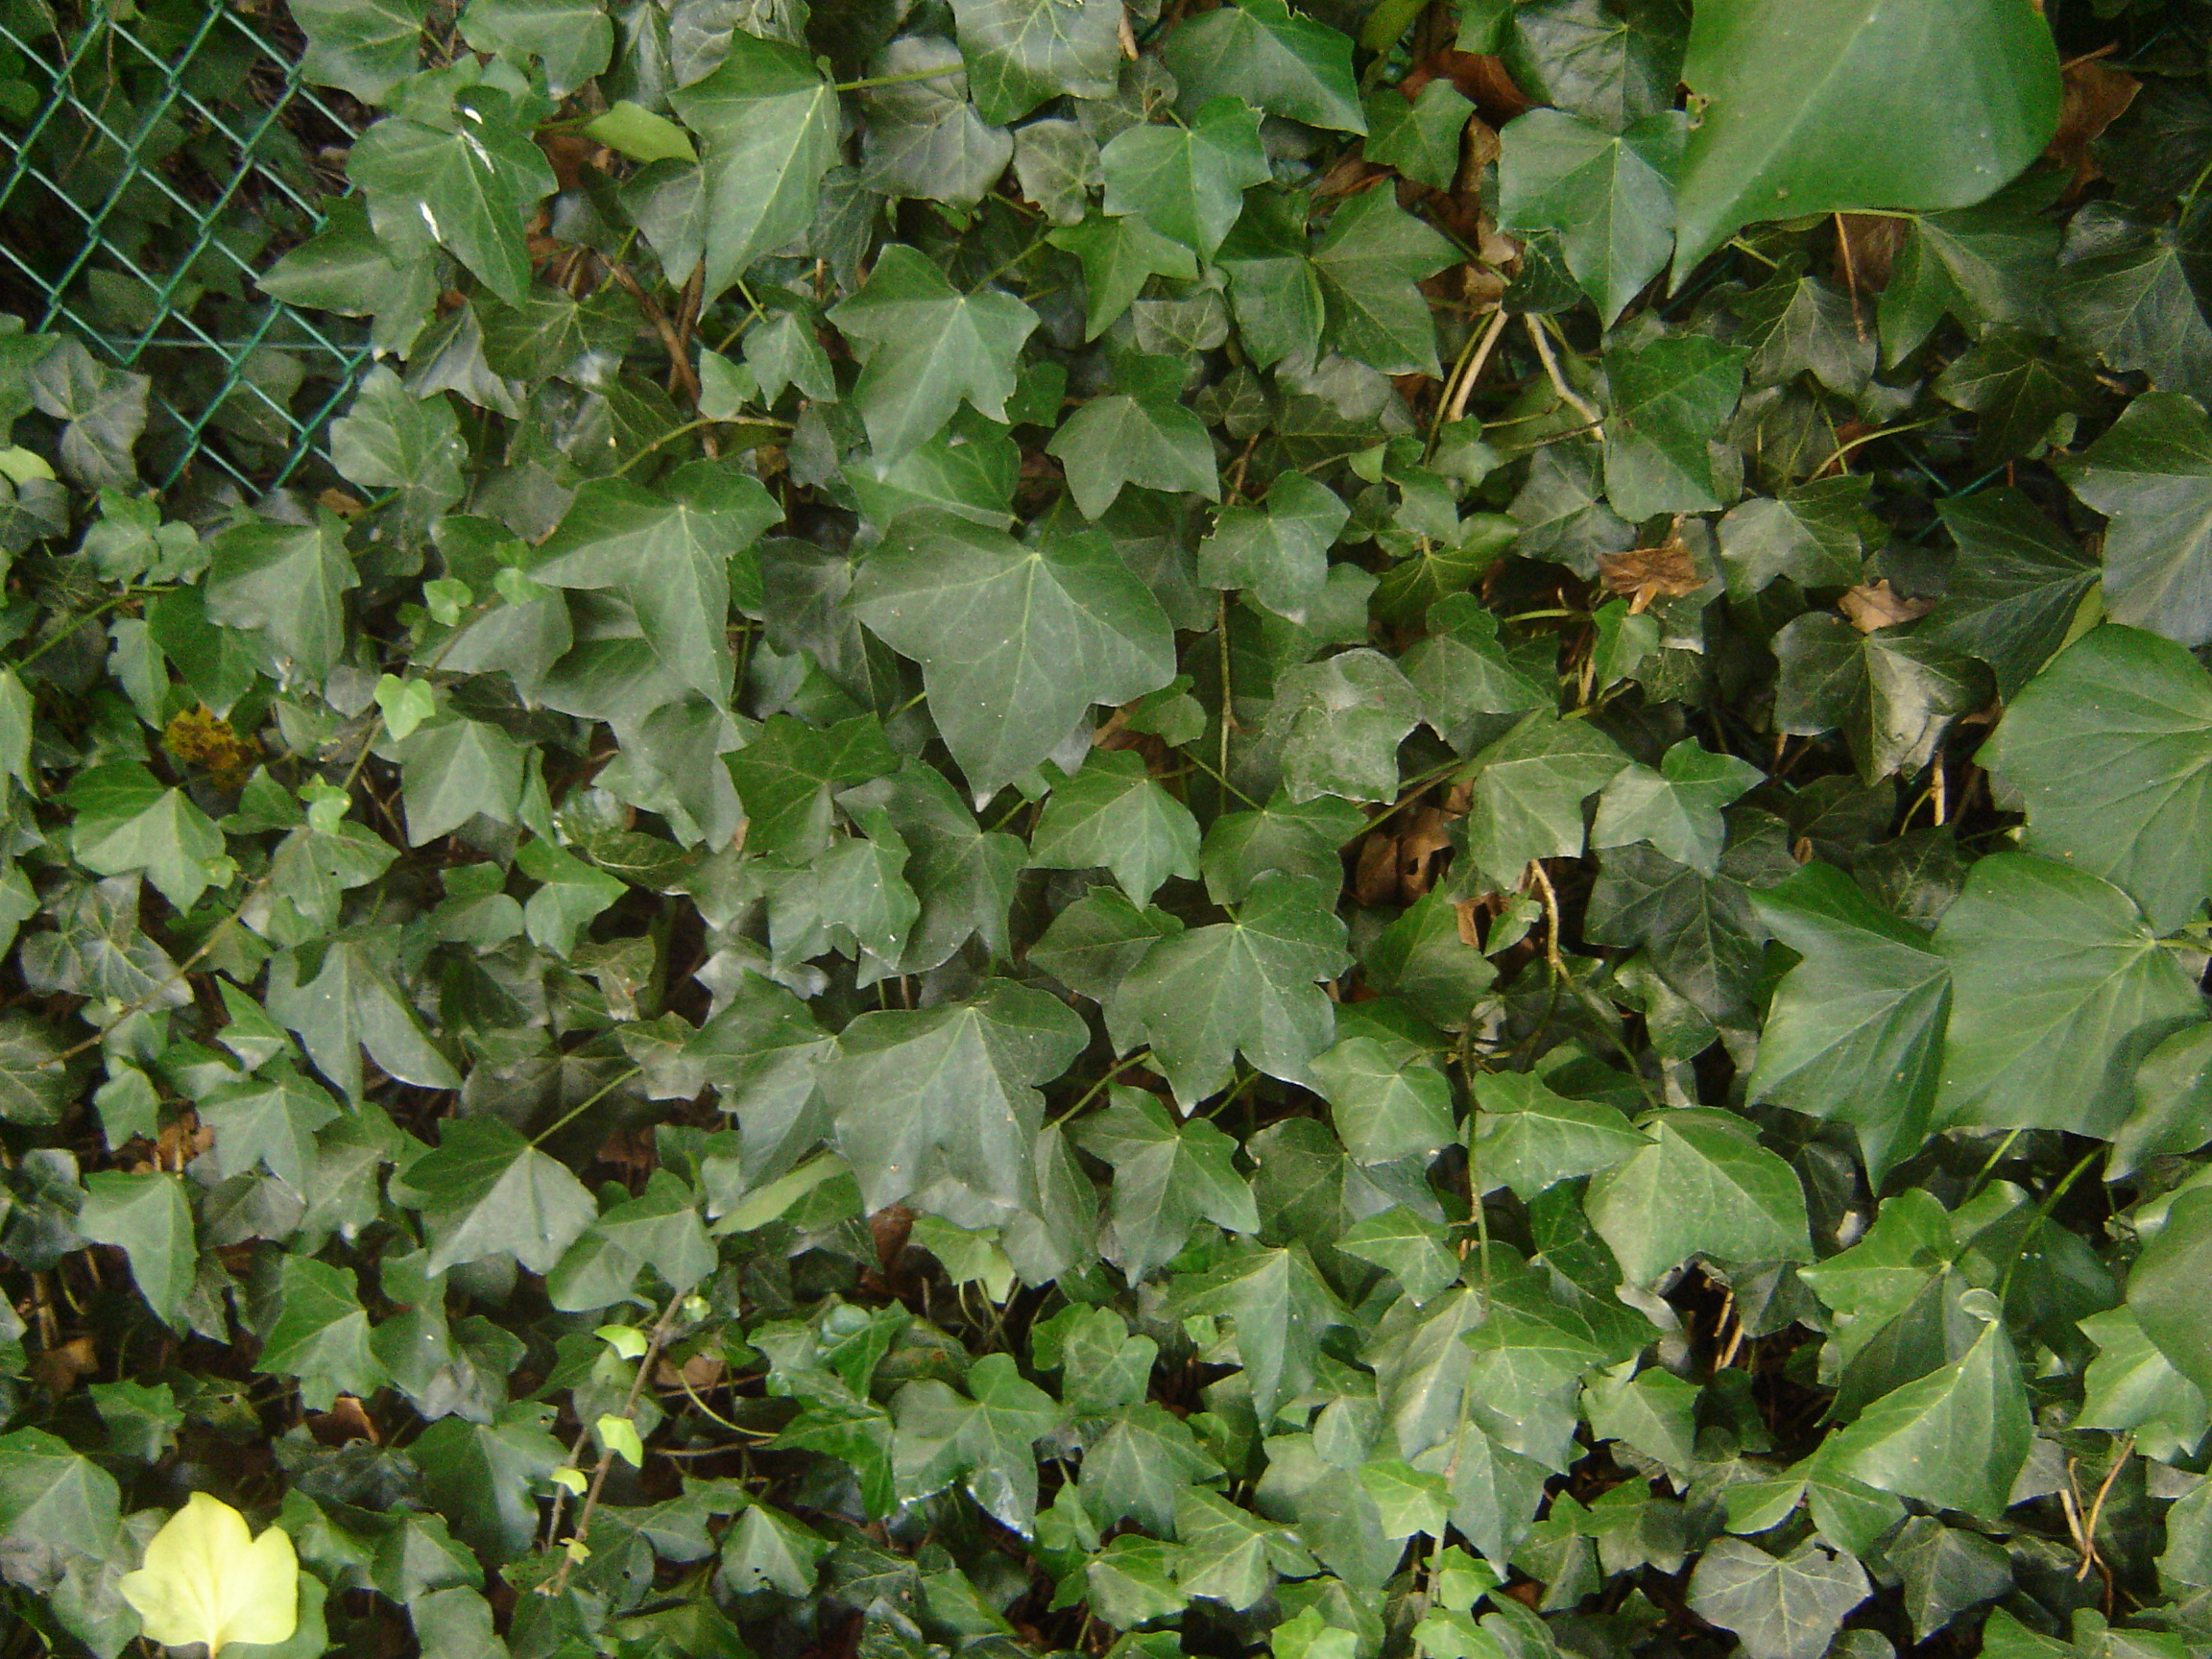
<box><xmin>0</xmin><ymin>0</ymin><xmax>371</xmax><ymax>493</ymax></box>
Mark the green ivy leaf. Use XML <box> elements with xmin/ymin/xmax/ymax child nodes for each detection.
<box><xmin>892</xmin><ymin>1353</ymin><xmax>1064</xmax><ymax>1535</ymax></box>
<box><xmin>1933</xmin><ymin>853</ymin><xmax>2203</xmax><ymax>1136</ymax></box>
<box><xmin>1030</xmin><ymin>750</ymin><xmax>1201</xmax><ymax>904</ymax></box>
<box><xmin>1159</xmin><ymin>0</ymin><xmax>1364</xmax><ymax>133</ymax></box>
<box><xmin>1746</xmin><ymin>864</ymin><xmax>1949</xmax><ymax>1182</ymax></box>
<box><xmin>1112</xmin><ymin>872</ymin><xmax>1350</xmax><ymax>1105</ymax></box>
<box><xmin>1101</xmin><ymin>98</ymin><xmax>1273</xmax><ymax>261</ymax></box>
<box><xmin>661</xmin><ymin>36</ymin><xmax>837</xmax><ymax>302</ymax></box>
<box><xmin>1498</xmin><ymin>108</ymin><xmax>1683</xmax><ymax>325</ymax></box>
<box><xmin>830</xmin><ymin>246</ymin><xmax>1040</xmax><ymax>466</ymax></box>
<box><xmin>77</xmin><ymin>1171</ymin><xmax>194</xmax><ymax>1329</ymax></box>
<box><xmin>262</xmin><ymin>1256</ymin><xmax>387</xmax><ymax>1409</ymax></box>
<box><xmin>1667</xmin><ymin>0</ymin><xmax>2060</xmax><ymax>275</ymax></box>
<box><xmin>849</xmin><ymin>513</ymin><xmax>1174</xmax><ymax>795</ymax></box>
<box><xmin>1591</xmin><ymin>738</ymin><xmax>1761</xmax><ymax>876</ymax></box>
<box><xmin>458</xmin><ymin>0</ymin><xmax>613</xmax><ymax>95</ymax></box>
<box><xmin>348</xmin><ymin>88</ymin><xmax>557</xmax><ymax>307</ymax></box>
<box><xmin>267</xmin><ymin>934</ymin><xmax>460</xmax><ymax>1100</ymax></box>
<box><xmin>822</xmin><ymin>979</ymin><xmax>1088</xmax><ymax>1227</ymax></box>
<box><xmin>1047</xmin><ymin>387</ymin><xmax>1219</xmax><ymax>518</ymax></box>
<box><xmin>2129</xmin><ymin>1187</ymin><xmax>2212</xmax><ymax>1400</ymax></box>
<box><xmin>2056</xmin><ymin>391</ymin><xmax>2212</xmax><ymax>647</ymax></box>
<box><xmin>204</xmin><ymin>515</ymin><xmax>359</xmax><ymax>682</ymax></box>
<box><xmin>1685</xmin><ymin>1538</ymin><xmax>1872</xmax><ymax>1659</ymax></box>
<box><xmin>530</xmin><ymin>466</ymin><xmax>779</xmax><ymax>708</ymax></box>
<box><xmin>1311</xmin><ymin>1037</ymin><xmax>1455</xmax><ymax>1165</ymax></box>
<box><xmin>1310</xmin><ymin>187</ymin><xmax>1455</xmax><ymax>375</ymax></box>
<box><xmin>1981</xmin><ymin>626</ymin><xmax>2212</xmax><ymax>932</ymax></box>
<box><xmin>1934</xmin><ymin>327</ymin><xmax>2100</xmax><ymax>465</ymax></box>
<box><xmin>1262</xmin><ymin>648</ymin><xmax>1425</xmax><ymax>804</ymax></box>
<box><xmin>1582</xmin><ymin>1109</ymin><xmax>1812</xmax><ymax>1285</ymax></box>
<box><xmin>1169</xmin><ymin>1240</ymin><xmax>1348</xmax><ymax>1421</ymax></box>
<box><xmin>293</xmin><ymin>0</ymin><xmax>428</xmax><ymax>102</ymax></box>
<box><xmin>1822</xmin><ymin>1300</ymin><xmax>2030</xmax><ymax>1523</ymax></box>
<box><xmin>1922</xmin><ymin>487</ymin><xmax>2100</xmax><ymax>697</ymax></box>
<box><xmin>406</xmin><ymin>1117</ymin><xmax>598</xmax><ymax>1275</ymax></box>
<box><xmin>1471</xmin><ymin>1070</ymin><xmax>1644</xmax><ymax>1201</ymax></box>
<box><xmin>65</xmin><ymin>764</ymin><xmax>229</xmax><ymax>911</ymax></box>
<box><xmin>1601</xmin><ymin>334</ymin><xmax>1747</xmax><ymax>519</ymax></box>
<box><xmin>397</xmin><ymin>718</ymin><xmax>525</xmax><ymax>847</ymax></box>
<box><xmin>1365</xmin><ymin>80</ymin><xmax>1477</xmax><ymax>191</ymax></box>
<box><xmin>1047</xmin><ymin>214</ymin><xmax>1201</xmax><ymax>342</ymax></box>
<box><xmin>1716</xmin><ymin>476</ymin><xmax>1876</xmax><ymax>596</ymax></box>
<box><xmin>1771</xmin><ymin>613</ymin><xmax>1989</xmax><ymax>784</ymax></box>
<box><xmin>951</xmin><ymin>0</ymin><xmax>1124</xmax><ymax>124</ymax></box>
<box><xmin>1198</xmin><ymin>472</ymin><xmax>1349</xmax><ymax>621</ymax></box>
<box><xmin>1451</xmin><ymin>710</ymin><xmax>1628</xmax><ymax>889</ymax></box>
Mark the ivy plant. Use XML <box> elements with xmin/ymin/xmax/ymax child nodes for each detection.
<box><xmin>0</xmin><ymin>5</ymin><xmax>2208</xmax><ymax>1659</ymax></box>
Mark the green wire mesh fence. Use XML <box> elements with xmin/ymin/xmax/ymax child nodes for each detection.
<box><xmin>0</xmin><ymin>0</ymin><xmax>370</xmax><ymax>493</ymax></box>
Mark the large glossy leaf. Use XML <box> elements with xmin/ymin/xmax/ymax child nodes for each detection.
<box><xmin>2129</xmin><ymin>1187</ymin><xmax>2212</xmax><ymax>1399</ymax></box>
<box><xmin>830</xmin><ymin>247</ymin><xmax>1040</xmax><ymax>467</ymax></box>
<box><xmin>1823</xmin><ymin>1301</ymin><xmax>2031</xmax><ymax>1523</ymax></box>
<box><xmin>1933</xmin><ymin>853</ymin><xmax>2203</xmax><ymax>1136</ymax></box>
<box><xmin>2056</xmin><ymin>391</ymin><xmax>2212</xmax><ymax>646</ymax></box>
<box><xmin>348</xmin><ymin>88</ymin><xmax>556</xmax><ymax>307</ymax></box>
<box><xmin>1498</xmin><ymin>109</ymin><xmax>1684</xmax><ymax>325</ymax></box>
<box><xmin>1981</xmin><ymin>626</ymin><xmax>2212</xmax><ymax>932</ymax></box>
<box><xmin>820</xmin><ymin>980</ymin><xmax>1088</xmax><ymax>1228</ymax></box>
<box><xmin>663</xmin><ymin>37</ymin><xmax>838</xmax><ymax>303</ymax></box>
<box><xmin>1111</xmin><ymin>872</ymin><xmax>1350</xmax><ymax>1105</ymax></box>
<box><xmin>849</xmin><ymin>513</ymin><xmax>1175</xmax><ymax>795</ymax></box>
<box><xmin>1747</xmin><ymin>865</ymin><xmax>1949</xmax><ymax>1182</ymax></box>
<box><xmin>1582</xmin><ymin>1109</ymin><xmax>1812</xmax><ymax>1285</ymax></box>
<box><xmin>1668</xmin><ymin>0</ymin><xmax>2061</xmax><ymax>276</ymax></box>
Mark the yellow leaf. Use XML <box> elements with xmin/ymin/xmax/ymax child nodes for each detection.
<box><xmin>119</xmin><ymin>1491</ymin><xmax>300</xmax><ymax>1656</ymax></box>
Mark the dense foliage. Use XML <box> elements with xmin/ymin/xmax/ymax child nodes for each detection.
<box><xmin>0</xmin><ymin>3</ymin><xmax>2209</xmax><ymax>1659</ymax></box>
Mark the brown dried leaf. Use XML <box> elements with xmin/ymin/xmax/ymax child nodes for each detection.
<box><xmin>1599</xmin><ymin>528</ymin><xmax>1703</xmax><ymax>612</ymax></box>
<box><xmin>1839</xmin><ymin>580</ymin><xmax>1934</xmax><ymax>632</ymax></box>
<box><xmin>1836</xmin><ymin>214</ymin><xmax>1906</xmax><ymax>293</ymax></box>
<box><xmin>657</xmin><ymin>1351</ymin><xmax>726</xmax><ymax>1391</ymax></box>
<box><xmin>870</xmin><ymin>1205</ymin><xmax>915</xmax><ymax>1275</ymax></box>
<box><xmin>1353</xmin><ymin>830</ymin><xmax>1399</xmax><ymax>906</ymax></box>
<box><xmin>1397</xmin><ymin>807</ymin><xmax>1453</xmax><ymax>901</ymax></box>
<box><xmin>308</xmin><ymin>1395</ymin><xmax>379</xmax><ymax>1446</ymax></box>
<box><xmin>2045</xmin><ymin>59</ymin><xmax>2139</xmax><ymax>191</ymax></box>
<box><xmin>33</xmin><ymin>1335</ymin><xmax>98</xmax><ymax>1395</ymax></box>
<box><xmin>156</xmin><ymin>1113</ymin><xmax>214</xmax><ymax>1171</ymax></box>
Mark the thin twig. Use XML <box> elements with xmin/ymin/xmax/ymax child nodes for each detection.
<box><xmin>1833</xmin><ymin>214</ymin><xmax>1867</xmax><ymax>345</ymax></box>
<box><xmin>606</xmin><ymin>260</ymin><xmax>702</xmax><ymax>404</ymax></box>
<box><xmin>545</xmin><ymin>1295</ymin><xmax>685</xmax><ymax>1595</ymax></box>
<box><xmin>1527</xmin><ymin>315</ymin><xmax>1603</xmax><ymax>437</ymax></box>
<box><xmin>1526</xmin><ymin>858</ymin><xmax>1566</xmax><ymax>976</ymax></box>
<box><xmin>1434</xmin><ymin>305</ymin><xmax>1510</xmax><ymax>439</ymax></box>
<box><xmin>2075</xmin><ymin>1433</ymin><xmax>2133</xmax><ymax>1581</ymax></box>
